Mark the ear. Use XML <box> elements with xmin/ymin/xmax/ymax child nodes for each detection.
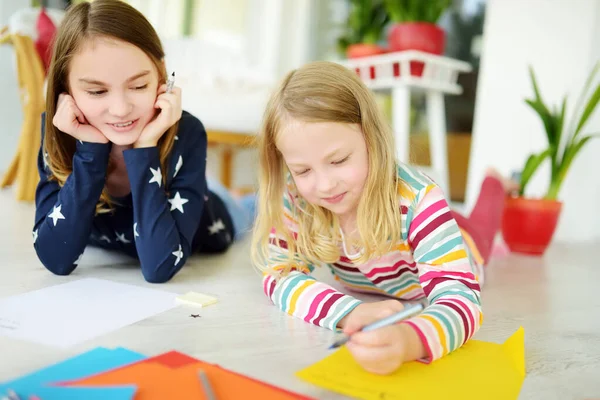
<box><xmin>160</xmin><ymin>58</ymin><xmax>168</xmax><ymax>82</ymax></box>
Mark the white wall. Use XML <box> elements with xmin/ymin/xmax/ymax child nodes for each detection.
<box><xmin>466</xmin><ymin>0</ymin><xmax>600</xmax><ymax>243</ymax></box>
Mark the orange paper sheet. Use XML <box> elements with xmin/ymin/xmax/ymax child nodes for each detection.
<box><xmin>60</xmin><ymin>351</ymin><xmax>312</xmax><ymax>400</ymax></box>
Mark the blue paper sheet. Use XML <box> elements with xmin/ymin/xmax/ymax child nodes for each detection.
<box><xmin>30</xmin><ymin>386</ymin><xmax>137</xmax><ymax>400</ymax></box>
<box><xmin>0</xmin><ymin>347</ymin><xmax>145</xmax><ymax>399</ymax></box>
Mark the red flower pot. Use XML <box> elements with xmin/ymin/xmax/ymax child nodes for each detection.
<box><xmin>501</xmin><ymin>197</ymin><xmax>563</xmax><ymax>256</ymax></box>
<box><xmin>387</xmin><ymin>22</ymin><xmax>446</xmax><ymax>77</ymax></box>
<box><xmin>347</xmin><ymin>44</ymin><xmax>386</xmax><ymax>80</ymax></box>
<box><xmin>346</xmin><ymin>43</ymin><xmax>386</xmax><ymax>59</ymax></box>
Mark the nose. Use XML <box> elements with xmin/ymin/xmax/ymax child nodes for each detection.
<box><xmin>108</xmin><ymin>91</ymin><xmax>133</xmax><ymax>118</ymax></box>
<box><xmin>315</xmin><ymin>171</ymin><xmax>336</xmax><ymax>194</ymax></box>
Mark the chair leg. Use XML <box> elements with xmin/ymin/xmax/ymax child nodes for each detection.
<box><xmin>0</xmin><ymin>153</ymin><xmax>20</xmax><ymax>187</ymax></box>
<box><xmin>426</xmin><ymin>91</ymin><xmax>449</xmax><ymax>194</ymax></box>
<box><xmin>221</xmin><ymin>146</ymin><xmax>233</xmax><ymax>188</ymax></box>
<box><xmin>391</xmin><ymin>86</ymin><xmax>411</xmax><ymax>164</ymax></box>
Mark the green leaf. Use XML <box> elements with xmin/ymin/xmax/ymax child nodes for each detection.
<box><xmin>561</xmin><ymin>134</ymin><xmax>599</xmax><ymax>176</ymax></box>
<box><xmin>555</xmin><ymin>96</ymin><xmax>567</xmax><ymax>158</ymax></box>
<box><xmin>569</xmin><ymin>61</ymin><xmax>600</xmax><ymax>140</ymax></box>
<box><xmin>528</xmin><ymin>66</ymin><xmax>545</xmax><ymax>105</ymax></box>
<box><xmin>524</xmin><ymin>99</ymin><xmax>557</xmax><ymax>150</ymax></box>
<box><xmin>337</xmin><ymin>0</ymin><xmax>389</xmax><ymax>53</ymax></box>
<box><xmin>547</xmin><ymin>134</ymin><xmax>599</xmax><ymax>198</ymax></box>
<box><xmin>519</xmin><ymin>148</ymin><xmax>551</xmax><ymax>196</ymax></box>
<box><xmin>384</xmin><ymin>0</ymin><xmax>451</xmax><ymax>23</ymax></box>
<box><xmin>573</xmin><ymin>81</ymin><xmax>600</xmax><ymax>138</ymax></box>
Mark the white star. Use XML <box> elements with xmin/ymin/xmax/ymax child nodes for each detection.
<box><xmin>148</xmin><ymin>166</ymin><xmax>162</xmax><ymax>187</ymax></box>
<box><xmin>48</xmin><ymin>205</ymin><xmax>65</xmax><ymax>226</ymax></box>
<box><xmin>115</xmin><ymin>232</ymin><xmax>131</xmax><ymax>244</ymax></box>
<box><xmin>208</xmin><ymin>219</ymin><xmax>226</xmax><ymax>235</ymax></box>
<box><xmin>175</xmin><ymin>135</ymin><xmax>179</xmax><ymax>140</ymax></box>
<box><xmin>43</xmin><ymin>152</ymin><xmax>49</xmax><ymax>169</ymax></box>
<box><xmin>168</xmin><ymin>192</ymin><xmax>189</xmax><ymax>213</ymax></box>
<box><xmin>32</xmin><ymin>229</ymin><xmax>38</xmax><ymax>243</ymax></box>
<box><xmin>172</xmin><ymin>244</ymin><xmax>183</xmax><ymax>266</ymax></box>
<box><xmin>74</xmin><ymin>253</ymin><xmax>83</xmax><ymax>265</ymax></box>
<box><xmin>173</xmin><ymin>155</ymin><xmax>183</xmax><ymax>178</ymax></box>
<box><xmin>133</xmin><ymin>223</ymin><xmax>140</xmax><ymax>238</ymax></box>
<box><xmin>100</xmin><ymin>235</ymin><xmax>111</xmax><ymax>243</ymax></box>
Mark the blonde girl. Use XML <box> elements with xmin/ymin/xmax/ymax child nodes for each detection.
<box><xmin>252</xmin><ymin>61</ymin><xmax>515</xmax><ymax>374</ymax></box>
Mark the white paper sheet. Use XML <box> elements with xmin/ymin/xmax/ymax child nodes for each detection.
<box><xmin>0</xmin><ymin>278</ymin><xmax>178</xmax><ymax>348</ymax></box>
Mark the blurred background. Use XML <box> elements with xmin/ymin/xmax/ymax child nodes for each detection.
<box><xmin>1</xmin><ymin>0</ymin><xmax>599</xmax><ymax>246</ymax></box>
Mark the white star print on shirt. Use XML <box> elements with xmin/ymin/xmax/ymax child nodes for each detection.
<box><xmin>116</xmin><ymin>232</ymin><xmax>131</xmax><ymax>244</ymax></box>
<box><xmin>208</xmin><ymin>219</ymin><xmax>226</xmax><ymax>235</ymax></box>
<box><xmin>43</xmin><ymin>152</ymin><xmax>49</xmax><ymax>169</ymax></box>
<box><xmin>100</xmin><ymin>235</ymin><xmax>111</xmax><ymax>243</ymax></box>
<box><xmin>134</xmin><ymin>223</ymin><xmax>140</xmax><ymax>239</ymax></box>
<box><xmin>149</xmin><ymin>166</ymin><xmax>162</xmax><ymax>187</ymax></box>
<box><xmin>173</xmin><ymin>155</ymin><xmax>183</xmax><ymax>178</ymax></box>
<box><xmin>48</xmin><ymin>205</ymin><xmax>65</xmax><ymax>226</ymax></box>
<box><xmin>32</xmin><ymin>229</ymin><xmax>38</xmax><ymax>243</ymax></box>
<box><xmin>172</xmin><ymin>244</ymin><xmax>183</xmax><ymax>266</ymax></box>
<box><xmin>168</xmin><ymin>192</ymin><xmax>189</xmax><ymax>213</ymax></box>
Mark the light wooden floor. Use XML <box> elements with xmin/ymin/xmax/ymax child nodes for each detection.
<box><xmin>1</xmin><ymin>187</ymin><xmax>599</xmax><ymax>400</ymax></box>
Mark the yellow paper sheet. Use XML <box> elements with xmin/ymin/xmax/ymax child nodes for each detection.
<box><xmin>297</xmin><ymin>327</ymin><xmax>526</xmax><ymax>400</ymax></box>
<box><xmin>176</xmin><ymin>292</ymin><xmax>218</xmax><ymax>307</ymax></box>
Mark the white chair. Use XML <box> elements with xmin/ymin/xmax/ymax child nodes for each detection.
<box><xmin>162</xmin><ymin>36</ymin><xmax>274</xmax><ymax>189</ymax></box>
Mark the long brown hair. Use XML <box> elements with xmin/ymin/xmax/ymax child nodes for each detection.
<box><xmin>251</xmin><ymin>61</ymin><xmax>403</xmax><ymax>274</ymax></box>
<box><xmin>44</xmin><ymin>0</ymin><xmax>178</xmax><ymax>213</ymax></box>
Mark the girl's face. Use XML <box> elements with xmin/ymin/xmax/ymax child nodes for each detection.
<box><xmin>68</xmin><ymin>37</ymin><xmax>160</xmax><ymax>146</ymax></box>
<box><xmin>276</xmin><ymin>120</ymin><xmax>369</xmax><ymax>222</ymax></box>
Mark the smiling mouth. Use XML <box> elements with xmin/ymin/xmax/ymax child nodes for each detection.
<box><xmin>323</xmin><ymin>192</ymin><xmax>347</xmax><ymax>203</ymax></box>
<box><xmin>110</xmin><ymin>120</ymin><xmax>136</xmax><ymax>128</ymax></box>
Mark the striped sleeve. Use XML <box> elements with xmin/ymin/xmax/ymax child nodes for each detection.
<box><xmin>262</xmin><ymin>189</ymin><xmax>362</xmax><ymax>331</ymax></box>
<box><xmin>403</xmin><ymin>184</ymin><xmax>483</xmax><ymax>363</ymax></box>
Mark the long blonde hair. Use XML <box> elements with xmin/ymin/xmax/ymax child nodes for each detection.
<box><xmin>44</xmin><ymin>0</ymin><xmax>178</xmax><ymax>213</ymax></box>
<box><xmin>251</xmin><ymin>61</ymin><xmax>402</xmax><ymax>274</ymax></box>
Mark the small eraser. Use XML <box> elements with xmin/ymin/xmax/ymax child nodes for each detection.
<box><xmin>176</xmin><ymin>291</ymin><xmax>218</xmax><ymax>307</ymax></box>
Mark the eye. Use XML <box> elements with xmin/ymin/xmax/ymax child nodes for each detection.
<box><xmin>86</xmin><ymin>90</ymin><xmax>106</xmax><ymax>96</ymax></box>
<box><xmin>332</xmin><ymin>155</ymin><xmax>350</xmax><ymax>165</ymax></box>
<box><xmin>294</xmin><ymin>168</ymin><xmax>310</xmax><ymax>176</ymax></box>
<box><xmin>133</xmin><ymin>84</ymin><xmax>148</xmax><ymax>90</ymax></box>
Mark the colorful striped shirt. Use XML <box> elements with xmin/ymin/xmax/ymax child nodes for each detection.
<box><xmin>262</xmin><ymin>163</ymin><xmax>483</xmax><ymax>363</ymax></box>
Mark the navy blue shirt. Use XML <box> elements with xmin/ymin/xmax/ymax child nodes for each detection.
<box><xmin>33</xmin><ymin>111</ymin><xmax>231</xmax><ymax>283</ymax></box>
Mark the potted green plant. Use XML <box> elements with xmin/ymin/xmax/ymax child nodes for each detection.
<box><xmin>337</xmin><ymin>0</ymin><xmax>389</xmax><ymax>59</ymax></box>
<box><xmin>384</xmin><ymin>0</ymin><xmax>451</xmax><ymax>55</ymax></box>
<box><xmin>502</xmin><ymin>63</ymin><xmax>600</xmax><ymax>255</ymax></box>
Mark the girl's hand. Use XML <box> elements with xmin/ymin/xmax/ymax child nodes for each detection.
<box><xmin>134</xmin><ymin>84</ymin><xmax>182</xmax><ymax>148</ymax></box>
<box><xmin>346</xmin><ymin>323</ymin><xmax>413</xmax><ymax>375</ymax></box>
<box><xmin>339</xmin><ymin>300</ymin><xmax>405</xmax><ymax>332</ymax></box>
<box><xmin>338</xmin><ymin>300</ymin><xmax>427</xmax><ymax>375</ymax></box>
<box><xmin>53</xmin><ymin>93</ymin><xmax>108</xmax><ymax>143</ymax></box>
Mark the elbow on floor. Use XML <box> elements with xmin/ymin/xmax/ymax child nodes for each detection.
<box><xmin>42</xmin><ymin>262</ymin><xmax>76</xmax><ymax>277</ymax></box>
<box><xmin>142</xmin><ymin>267</ymin><xmax>176</xmax><ymax>284</ymax></box>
